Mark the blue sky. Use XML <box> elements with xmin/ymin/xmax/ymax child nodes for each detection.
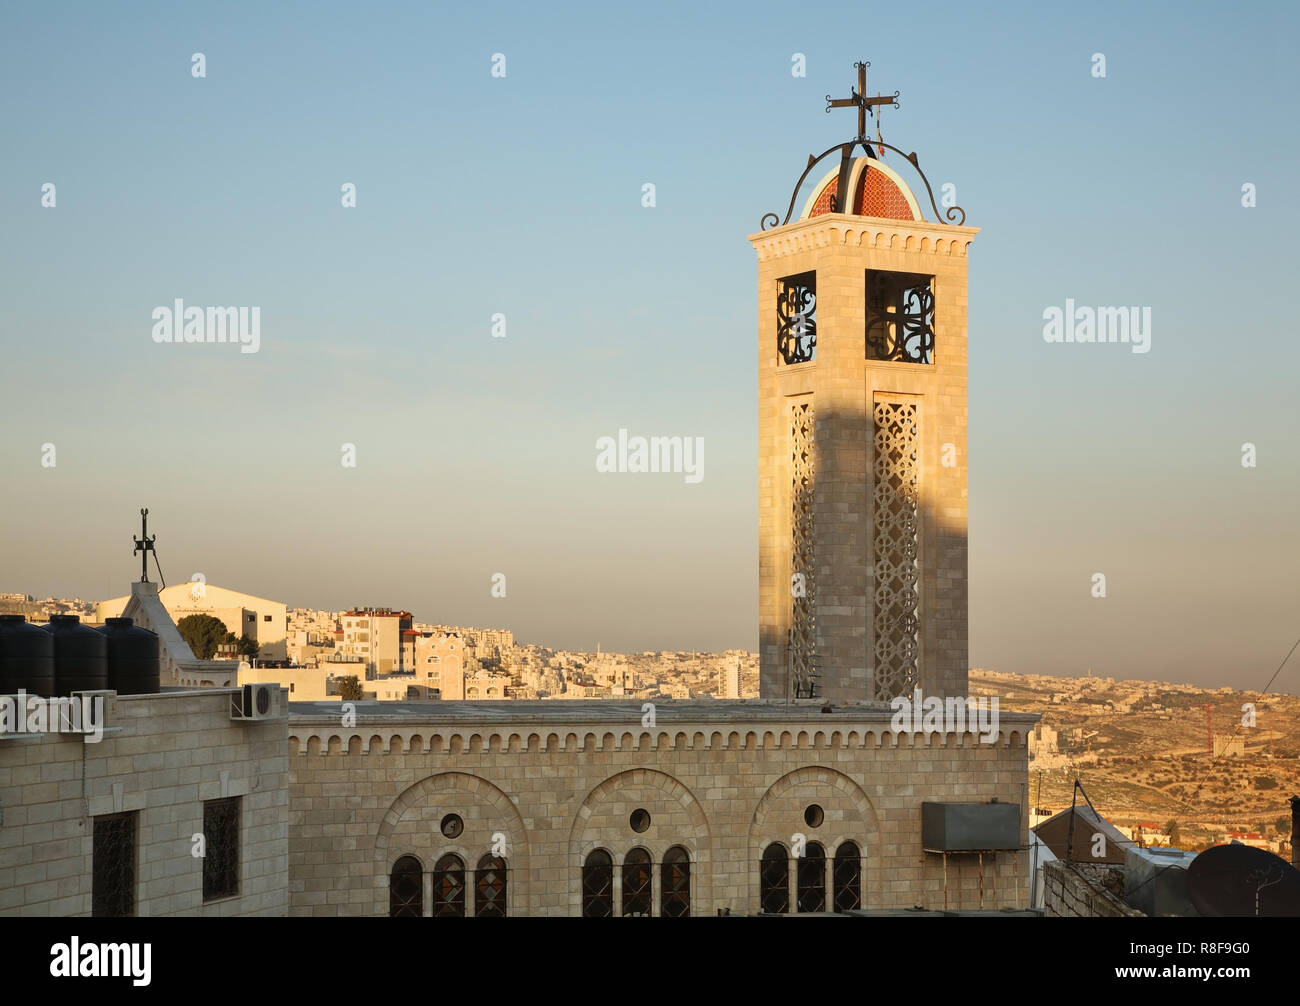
<box><xmin>2</xmin><ymin>1</ymin><xmax>1297</xmax><ymax>691</ymax></box>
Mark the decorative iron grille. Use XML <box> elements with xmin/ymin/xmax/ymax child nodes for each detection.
<box><xmin>432</xmin><ymin>854</ymin><xmax>466</xmax><ymax>917</ymax></box>
<box><xmin>790</xmin><ymin>401</ymin><xmax>816</xmax><ymax>699</ymax></box>
<box><xmin>833</xmin><ymin>843</ymin><xmax>863</xmax><ymax>911</ymax></box>
<box><xmin>777</xmin><ymin>272</ymin><xmax>817</xmax><ymax>364</ymax></box>
<box><xmin>389</xmin><ymin>855</ymin><xmax>423</xmax><ymax>917</ymax></box>
<box><xmin>761</xmin><ymin>848</ymin><xmax>867</xmax><ymax>915</ymax></box>
<box><xmin>866</xmin><ymin>271</ymin><xmax>935</xmax><ymax>363</ymax></box>
<box><xmin>622</xmin><ymin>848</ymin><xmax>653</xmax><ymax>917</ymax></box>
<box><xmin>202</xmin><ymin>796</ymin><xmax>240</xmax><ymax>901</ymax></box>
<box><xmin>92</xmin><ymin>812</ymin><xmax>137</xmax><ymax>917</ymax></box>
<box><xmin>759</xmin><ymin>844</ymin><xmax>790</xmax><ymax>914</ymax></box>
<box><xmin>474</xmin><ymin>855</ymin><xmax>508</xmax><ymax>917</ymax></box>
<box><xmin>582</xmin><ymin>850</ymin><xmax>614</xmax><ymax>918</ymax></box>
<box><xmin>873</xmin><ymin>400</ymin><xmax>921</xmax><ymax>698</ymax></box>
<box><xmin>661</xmin><ymin>847</ymin><xmax>691</xmax><ymax>918</ymax></box>
<box><xmin>796</xmin><ymin>843</ymin><xmax>827</xmax><ymax>912</ymax></box>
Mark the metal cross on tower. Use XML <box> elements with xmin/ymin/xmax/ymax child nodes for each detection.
<box><xmin>762</xmin><ymin>57</ymin><xmax>965</xmax><ymax>229</ymax></box>
<box><xmin>133</xmin><ymin>508</ymin><xmax>157</xmax><ymax>583</ymax></box>
<box><xmin>825</xmin><ymin>61</ymin><xmax>899</xmax><ymax>141</ymax></box>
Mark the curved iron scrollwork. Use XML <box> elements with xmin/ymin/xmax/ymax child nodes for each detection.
<box><xmin>866</xmin><ymin>271</ymin><xmax>935</xmax><ymax>364</ymax></box>
<box><xmin>777</xmin><ymin>272</ymin><xmax>816</xmax><ymax>364</ymax></box>
<box><xmin>759</xmin><ymin>137</ymin><xmax>966</xmax><ymax>230</ymax></box>
<box><xmin>823</xmin><ymin>87</ymin><xmax>898</xmax><ymax>116</ymax></box>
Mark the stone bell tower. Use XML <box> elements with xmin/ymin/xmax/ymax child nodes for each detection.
<box><xmin>751</xmin><ymin>63</ymin><xmax>978</xmax><ymax>705</ymax></box>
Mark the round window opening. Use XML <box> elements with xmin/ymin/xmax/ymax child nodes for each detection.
<box><xmin>630</xmin><ymin>809</ymin><xmax>651</xmax><ymax>833</ymax></box>
<box><xmin>440</xmin><ymin>813</ymin><xmax>464</xmax><ymax>839</ymax></box>
<box><xmin>804</xmin><ymin>804</ymin><xmax>824</xmax><ymax>828</ymax></box>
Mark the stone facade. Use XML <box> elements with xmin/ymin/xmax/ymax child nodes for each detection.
<box><xmin>287</xmin><ymin>700</ymin><xmax>1035</xmax><ymax>916</ymax></box>
<box><xmin>0</xmin><ymin>688</ymin><xmax>288</xmax><ymax>916</ymax></box>
<box><xmin>752</xmin><ymin>207</ymin><xmax>978</xmax><ymax>705</ymax></box>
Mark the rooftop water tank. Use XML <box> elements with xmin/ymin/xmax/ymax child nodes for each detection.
<box><xmin>44</xmin><ymin>614</ymin><xmax>108</xmax><ymax>697</ymax></box>
<box><xmin>99</xmin><ymin>617</ymin><xmax>161</xmax><ymax>695</ymax></box>
<box><xmin>0</xmin><ymin>613</ymin><xmax>56</xmax><ymax>697</ymax></box>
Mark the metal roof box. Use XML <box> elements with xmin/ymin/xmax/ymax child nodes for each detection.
<box><xmin>923</xmin><ymin>801</ymin><xmax>1021</xmax><ymax>852</ymax></box>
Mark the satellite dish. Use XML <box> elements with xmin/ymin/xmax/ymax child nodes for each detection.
<box><xmin>1187</xmin><ymin>843</ymin><xmax>1300</xmax><ymax>917</ymax></box>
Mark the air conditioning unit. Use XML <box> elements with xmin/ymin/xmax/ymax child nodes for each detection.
<box><xmin>64</xmin><ymin>692</ymin><xmax>109</xmax><ymax>735</ymax></box>
<box><xmin>230</xmin><ymin>683</ymin><xmax>282</xmax><ymax>721</ymax></box>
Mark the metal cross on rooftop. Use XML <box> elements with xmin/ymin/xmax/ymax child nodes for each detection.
<box><xmin>825</xmin><ymin>61</ymin><xmax>899</xmax><ymax>140</ymax></box>
<box><xmin>133</xmin><ymin>507</ymin><xmax>156</xmax><ymax>583</ymax></box>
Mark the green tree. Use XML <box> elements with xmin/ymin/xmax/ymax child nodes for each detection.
<box><xmin>1163</xmin><ymin>819</ymin><xmax>1181</xmax><ymax>846</ymax></box>
<box><xmin>337</xmin><ymin>675</ymin><xmax>364</xmax><ymax>701</ymax></box>
<box><xmin>177</xmin><ymin>613</ymin><xmax>232</xmax><ymax>660</ymax></box>
<box><xmin>235</xmin><ymin>635</ymin><xmax>261</xmax><ymax>659</ymax></box>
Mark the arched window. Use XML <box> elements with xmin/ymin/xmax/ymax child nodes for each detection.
<box><xmin>661</xmin><ymin>846</ymin><xmax>690</xmax><ymax>918</ymax></box>
<box><xmin>389</xmin><ymin>855</ymin><xmax>423</xmax><ymax>917</ymax></box>
<box><xmin>432</xmin><ymin>853</ymin><xmax>466</xmax><ymax>917</ymax></box>
<box><xmin>796</xmin><ymin>841</ymin><xmax>826</xmax><ymax>912</ymax></box>
<box><xmin>582</xmin><ymin>849</ymin><xmax>614</xmax><ymax>918</ymax></box>
<box><xmin>833</xmin><ymin>842</ymin><xmax>862</xmax><ymax>911</ymax></box>
<box><xmin>760</xmin><ymin>843</ymin><xmax>789</xmax><ymax>914</ymax></box>
<box><xmin>622</xmin><ymin>848</ymin><xmax>653</xmax><ymax>917</ymax></box>
<box><xmin>475</xmin><ymin>855</ymin><xmax>507</xmax><ymax>917</ymax></box>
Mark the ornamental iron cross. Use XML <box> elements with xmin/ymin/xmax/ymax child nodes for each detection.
<box><xmin>825</xmin><ymin>61</ymin><xmax>899</xmax><ymax>140</ymax></box>
<box><xmin>133</xmin><ymin>507</ymin><xmax>156</xmax><ymax>583</ymax></box>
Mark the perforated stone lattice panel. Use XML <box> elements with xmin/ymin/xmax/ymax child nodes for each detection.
<box><xmin>790</xmin><ymin>400</ymin><xmax>816</xmax><ymax>695</ymax></box>
<box><xmin>872</xmin><ymin>400</ymin><xmax>920</xmax><ymax>699</ymax></box>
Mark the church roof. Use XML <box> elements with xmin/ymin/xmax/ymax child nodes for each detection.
<box><xmin>799</xmin><ymin>157</ymin><xmax>921</xmax><ymax>223</ymax></box>
<box><xmin>287</xmin><ymin>697</ymin><xmax>1041</xmax><ymax>728</ymax></box>
<box><xmin>756</xmin><ymin>63</ymin><xmax>967</xmax><ymax>231</ymax></box>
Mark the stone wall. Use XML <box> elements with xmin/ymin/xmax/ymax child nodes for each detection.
<box><xmin>0</xmin><ymin>688</ymin><xmax>288</xmax><ymax>916</ymax></box>
<box><xmin>287</xmin><ymin>702</ymin><xmax>1035</xmax><ymax>917</ymax></box>
<box><xmin>751</xmin><ymin>214</ymin><xmax>979</xmax><ymax>704</ymax></box>
<box><xmin>1042</xmin><ymin>859</ymin><xmax>1143</xmax><ymax>917</ymax></box>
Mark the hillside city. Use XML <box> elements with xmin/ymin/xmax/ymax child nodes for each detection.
<box><xmin>4</xmin><ymin>590</ymin><xmax>1296</xmax><ymax>859</ymax></box>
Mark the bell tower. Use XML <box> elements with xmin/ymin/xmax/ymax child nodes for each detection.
<box><xmin>751</xmin><ymin>63</ymin><xmax>978</xmax><ymax>705</ymax></box>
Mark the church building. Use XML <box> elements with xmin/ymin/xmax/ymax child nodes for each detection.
<box><xmin>0</xmin><ymin>66</ymin><xmax>1034</xmax><ymax>917</ymax></box>
<box><xmin>286</xmin><ymin>69</ymin><xmax>1028</xmax><ymax>918</ymax></box>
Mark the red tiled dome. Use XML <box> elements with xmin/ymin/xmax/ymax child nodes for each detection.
<box><xmin>806</xmin><ymin>158</ymin><xmax>918</xmax><ymax>222</ymax></box>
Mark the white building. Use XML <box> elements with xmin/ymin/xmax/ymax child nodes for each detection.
<box><xmin>723</xmin><ymin>659</ymin><xmax>741</xmax><ymax>699</ymax></box>
<box><xmin>413</xmin><ymin>632</ymin><xmax>464</xmax><ymax>699</ymax></box>
<box><xmin>97</xmin><ymin>582</ymin><xmax>288</xmax><ymax>661</ymax></box>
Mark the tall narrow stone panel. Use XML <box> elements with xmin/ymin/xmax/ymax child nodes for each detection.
<box><xmin>751</xmin><ymin>156</ymin><xmax>978</xmax><ymax>703</ymax></box>
<box><xmin>872</xmin><ymin>397</ymin><xmax>920</xmax><ymax>698</ymax></box>
<box><xmin>789</xmin><ymin>400</ymin><xmax>816</xmax><ymax>696</ymax></box>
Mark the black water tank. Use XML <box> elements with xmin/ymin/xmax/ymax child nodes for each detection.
<box><xmin>44</xmin><ymin>614</ymin><xmax>108</xmax><ymax>697</ymax></box>
<box><xmin>0</xmin><ymin>614</ymin><xmax>56</xmax><ymax>696</ymax></box>
<box><xmin>99</xmin><ymin>617</ymin><xmax>160</xmax><ymax>695</ymax></box>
